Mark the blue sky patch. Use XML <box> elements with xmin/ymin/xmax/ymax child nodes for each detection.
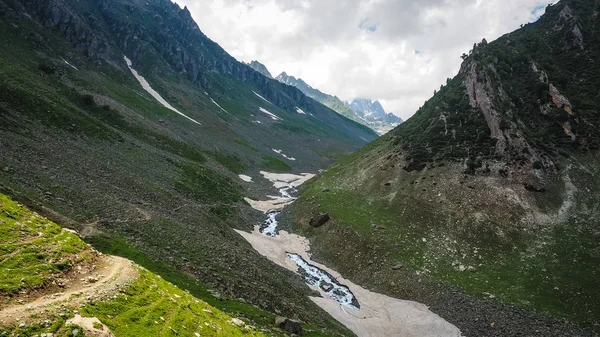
<box><xmin>359</xmin><ymin>18</ymin><xmax>377</xmax><ymax>32</ymax></box>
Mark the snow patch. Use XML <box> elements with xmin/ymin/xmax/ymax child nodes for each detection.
<box><xmin>259</xmin><ymin>107</ymin><xmax>282</xmax><ymax>121</ymax></box>
<box><xmin>123</xmin><ymin>56</ymin><xmax>201</xmax><ymax>125</ymax></box>
<box><xmin>295</xmin><ymin>107</ymin><xmax>307</xmax><ymax>115</ymax></box>
<box><xmin>238</xmin><ymin>174</ymin><xmax>253</xmax><ymax>182</ymax></box>
<box><xmin>260</xmin><ymin>171</ymin><xmax>314</xmax><ymax>189</ymax></box>
<box><xmin>253</xmin><ymin>91</ymin><xmax>272</xmax><ymax>104</ymax></box>
<box><xmin>61</xmin><ymin>58</ymin><xmax>78</xmax><ymax>70</ymax></box>
<box><xmin>272</xmin><ymin>149</ymin><xmax>296</xmax><ymax>161</ymax></box>
<box><xmin>210</xmin><ymin>97</ymin><xmax>229</xmax><ymax>113</ymax></box>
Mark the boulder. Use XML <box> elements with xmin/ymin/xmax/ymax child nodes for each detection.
<box><xmin>309</xmin><ymin>213</ymin><xmax>330</xmax><ymax>228</ymax></box>
<box><xmin>275</xmin><ymin>316</ymin><xmax>302</xmax><ymax>335</ymax></box>
<box><xmin>231</xmin><ymin>318</ymin><xmax>245</xmax><ymax>327</ymax></box>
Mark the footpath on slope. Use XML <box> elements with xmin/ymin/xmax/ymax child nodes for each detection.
<box><xmin>236</xmin><ymin>171</ymin><xmax>463</xmax><ymax>337</ymax></box>
<box><xmin>0</xmin><ymin>254</ymin><xmax>137</xmax><ymax>323</ymax></box>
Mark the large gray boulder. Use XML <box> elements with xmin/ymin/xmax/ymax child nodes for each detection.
<box><xmin>309</xmin><ymin>213</ymin><xmax>330</xmax><ymax>228</ymax></box>
<box><xmin>275</xmin><ymin>316</ymin><xmax>302</xmax><ymax>335</ymax></box>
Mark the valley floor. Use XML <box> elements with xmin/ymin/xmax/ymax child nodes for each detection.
<box><xmin>237</xmin><ymin>171</ymin><xmax>462</xmax><ymax>337</ymax></box>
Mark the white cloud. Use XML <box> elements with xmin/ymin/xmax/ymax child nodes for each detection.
<box><xmin>174</xmin><ymin>0</ymin><xmax>547</xmax><ymax>120</ymax></box>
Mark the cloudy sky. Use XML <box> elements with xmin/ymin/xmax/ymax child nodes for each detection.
<box><xmin>174</xmin><ymin>0</ymin><xmax>547</xmax><ymax>120</ymax></box>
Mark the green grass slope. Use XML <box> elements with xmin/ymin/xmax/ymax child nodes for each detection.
<box><xmin>0</xmin><ymin>194</ymin><xmax>92</xmax><ymax>297</ymax></box>
<box><xmin>0</xmin><ymin>193</ymin><xmax>347</xmax><ymax>337</ymax></box>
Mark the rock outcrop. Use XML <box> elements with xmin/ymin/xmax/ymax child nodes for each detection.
<box><xmin>275</xmin><ymin>316</ymin><xmax>303</xmax><ymax>335</ymax></box>
<box><xmin>309</xmin><ymin>213</ymin><xmax>330</xmax><ymax>228</ymax></box>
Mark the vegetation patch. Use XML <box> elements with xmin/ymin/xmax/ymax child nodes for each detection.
<box><xmin>82</xmin><ymin>268</ymin><xmax>266</xmax><ymax>337</ymax></box>
<box><xmin>0</xmin><ymin>194</ymin><xmax>90</xmax><ymax>295</ymax></box>
<box><xmin>174</xmin><ymin>163</ymin><xmax>242</xmax><ymax>204</ymax></box>
<box><xmin>212</xmin><ymin>151</ymin><xmax>247</xmax><ymax>174</ymax></box>
<box><xmin>262</xmin><ymin>156</ymin><xmax>292</xmax><ymax>173</ymax></box>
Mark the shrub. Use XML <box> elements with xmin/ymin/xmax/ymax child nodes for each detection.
<box><xmin>38</xmin><ymin>62</ymin><xmax>56</xmax><ymax>75</ymax></box>
<box><xmin>81</xmin><ymin>94</ymin><xmax>96</xmax><ymax>106</ymax></box>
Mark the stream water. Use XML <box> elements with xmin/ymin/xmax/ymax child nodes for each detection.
<box><xmin>258</xmin><ymin>182</ymin><xmax>360</xmax><ymax>309</ymax></box>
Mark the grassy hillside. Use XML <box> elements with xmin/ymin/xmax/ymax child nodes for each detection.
<box><xmin>0</xmin><ymin>194</ymin><xmax>92</xmax><ymax>297</ymax></box>
<box><xmin>0</xmin><ymin>193</ymin><xmax>346</xmax><ymax>337</ymax></box>
<box><xmin>288</xmin><ymin>0</ymin><xmax>600</xmax><ymax>335</ymax></box>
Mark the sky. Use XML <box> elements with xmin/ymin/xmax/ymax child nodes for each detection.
<box><xmin>174</xmin><ymin>0</ymin><xmax>548</xmax><ymax>120</ymax></box>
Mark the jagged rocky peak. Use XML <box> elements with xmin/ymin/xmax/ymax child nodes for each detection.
<box><xmin>275</xmin><ymin>70</ymin><xmax>401</xmax><ymax>134</ymax></box>
<box><xmin>345</xmin><ymin>98</ymin><xmax>385</xmax><ymax>119</ymax></box>
<box><xmin>246</xmin><ymin>60</ymin><xmax>273</xmax><ymax>79</ymax></box>
<box><xmin>276</xmin><ymin>72</ymin><xmax>301</xmax><ymax>85</ymax></box>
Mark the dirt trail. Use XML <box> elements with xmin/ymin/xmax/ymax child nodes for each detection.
<box><xmin>0</xmin><ymin>255</ymin><xmax>137</xmax><ymax>322</ymax></box>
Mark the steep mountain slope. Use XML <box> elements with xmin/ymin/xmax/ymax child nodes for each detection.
<box><xmin>288</xmin><ymin>0</ymin><xmax>600</xmax><ymax>335</ymax></box>
<box><xmin>0</xmin><ymin>0</ymin><xmax>370</xmax><ymax>335</ymax></box>
<box><xmin>275</xmin><ymin>71</ymin><xmax>401</xmax><ymax>134</ymax></box>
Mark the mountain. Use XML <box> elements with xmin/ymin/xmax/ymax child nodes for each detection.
<box><xmin>245</xmin><ymin>60</ymin><xmax>273</xmax><ymax>79</ymax></box>
<box><xmin>345</xmin><ymin>98</ymin><xmax>386</xmax><ymax>120</ymax></box>
<box><xmin>276</xmin><ymin>71</ymin><xmax>402</xmax><ymax>134</ymax></box>
<box><xmin>0</xmin><ymin>0</ymin><xmax>374</xmax><ymax>334</ymax></box>
<box><xmin>289</xmin><ymin>0</ymin><xmax>600</xmax><ymax>335</ymax></box>
<box><xmin>345</xmin><ymin>98</ymin><xmax>403</xmax><ymax>133</ymax></box>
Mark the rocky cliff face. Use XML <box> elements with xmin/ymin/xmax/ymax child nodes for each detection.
<box><xmin>385</xmin><ymin>0</ymin><xmax>600</xmax><ymax>183</ymax></box>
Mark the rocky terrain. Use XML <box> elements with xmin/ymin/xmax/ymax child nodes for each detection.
<box><xmin>288</xmin><ymin>0</ymin><xmax>600</xmax><ymax>335</ymax></box>
<box><xmin>245</xmin><ymin>60</ymin><xmax>274</xmax><ymax>79</ymax></box>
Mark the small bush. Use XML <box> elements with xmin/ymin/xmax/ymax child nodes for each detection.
<box><xmin>38</xmin><ymin>62</ymin><xmax>56</xmax><ymax>75</ymax></box>
<box><xmin>81</xmin><ymin>94</ymin><xmax>95</xmax><ymax>106</ymax></box>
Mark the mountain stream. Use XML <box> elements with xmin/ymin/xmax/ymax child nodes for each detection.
<box><xmin>236</xmin><ymin>171</ymin><xmax>462</xmax><ymax>337</ymax></box>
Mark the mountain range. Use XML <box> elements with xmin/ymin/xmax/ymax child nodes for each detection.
<box><xmin>247</xmin><ymin>61</ymin><xmax>402</xmax><ymax>134</ymax></box>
